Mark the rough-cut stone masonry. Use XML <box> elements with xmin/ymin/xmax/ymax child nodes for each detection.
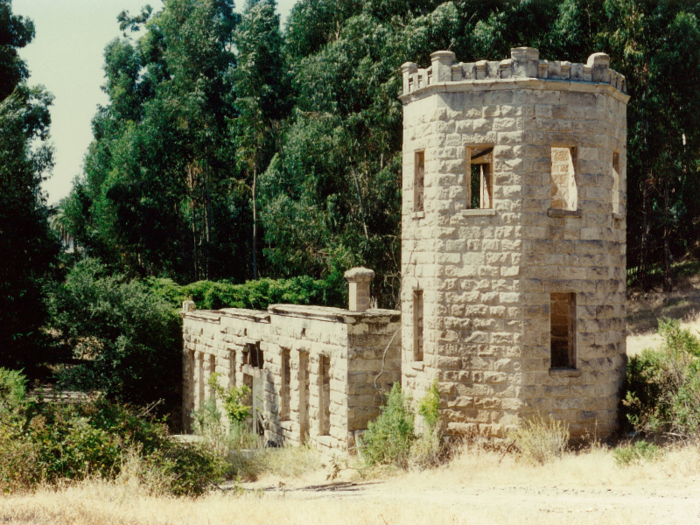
<box><xmin>400</xmin><ymin>47</ymin><xmax>629</xmax><ymax>438</ymax></box>
<box><xmin>182</xmin><ymin>285</ymin><xmax>401</xmax><ymax>451</ymax></box>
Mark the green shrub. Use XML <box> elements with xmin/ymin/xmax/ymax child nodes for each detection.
<box><xmin>418</xmin><ymin>380</ymin><xmax>440</xmax><ymax>430</ymax></box>
<box><xmin>0</xmin><ymin>367</ymin><xmax>27</xmax><ymax>412</ymax></box>
<box><xmin>507</xmin><ymin>414</ymin><xmax>569</xmax><ymax>465</ymax></box>
<box><xmin>613</xmin><ymin>440</ymin><xmax>661</xmax><ymax>467</ymax></box>
<box><xmin>208</xmin><ymin>373</ymin><xmax>251</xmax><ymax>423</ymax></box>
<box><xmin>148</xmin><ymin>274</ymin><xmax>344</xmax><ymax>312</ymax></box>
<box><xmin>622</xmin><ymin>319</ymin><xmax>700</xmax><ymax>437</ymax></box>
<box><xmin>0</xmin><ymin>371</ymin><xmax>223</xmax><ymax>495</ymax></box>
<box><xmin>360</xmin><ymin>383</ymin><xmax>415</xmax><ymax>468</ymax></box>
<box><xmin>46</xmin><ymin>259</ymin><xmax>182</xmax><ymax>415</ymax></box>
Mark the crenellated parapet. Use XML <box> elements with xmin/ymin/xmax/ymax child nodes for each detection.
<box><xmin>400</xmin><ymin>47</ymin><xmax>627</xmax><ymax>100</ymax></box>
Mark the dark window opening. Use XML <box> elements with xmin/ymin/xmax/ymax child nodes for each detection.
<box><xmin>413</xmin><ymin>290</ymin><xmax>424</xmax><ymax>361</ymax></box>
<box><xmin>414</xmin><ymin>151</ymin><xmax>425</xmax><ymax>212</ymax></box>
<box><xmin>551</xmin><ymin>293</ymin><xmax>576</xmax><ymax>369</ymax></box>
<box><xmin>467</xmin><ymin>146</ymin><xmax>493</xmax><ymax>209</ymax></box>
<box><xmin>299</xmin><ymin>351</ymin><xmax>310</xmax><ymax>444</ymax></box>
<box><xmin>612</xmin><ymin>152</ymin><xmax>620</xmax><ymax>214</ymax></box>
<box><xmin>246</xmin><ymin>342</ymin><xmax>263</xmax><ymax>369</ymax></box>
<box><xmin>320</xmin><ymin>355</ymin><xmax>331</xmax><ymax>436</ymax></box>
<box><xmin>281</xmin><ymin>348</ymin><xmax>291</xmax><ymax>421</ymax></box>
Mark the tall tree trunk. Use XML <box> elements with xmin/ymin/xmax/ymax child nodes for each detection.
<box><xmin>252</xmin><ymin>165</ymin><xmax>257</xmax><ymax>280</ymax></box>
<box><xmin>188</xmin><ymin>165</ymin><xmax>199</xmax><ymax>281</ymax></box>
<box><xmin>640</xmin><ymin>170</ymin><xmax>651</xmax><ymax>293</ymax></box>
<box><xmin>663</xmin><ymin>177</ymin><xmax>673</xmax><ymax>292</ymax></box>
<box><xmin>204</xmin><ymin>162</ymin><xmax>212</xmax><ymax>280</ymax></box>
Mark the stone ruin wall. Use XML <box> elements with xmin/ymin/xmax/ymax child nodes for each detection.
<box><xmin>182</xmin><ymin>299</ymin><xmax>401</xmax><ymax>452</ymax></box>
<box><xmin>400</xmin><ymin>47</ymin><xmax>629</xmax><ymax>438</ymax></box>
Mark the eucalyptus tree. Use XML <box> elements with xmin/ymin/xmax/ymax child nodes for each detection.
<box><xmin>230</xmin><ymin>0</ymin><xmax>289</xmax><ymax>278</ymax></box>
<box><xmin>0</xmin><ymin>0</ymin><xmax>59</xmax><ymax>372</ymax></box>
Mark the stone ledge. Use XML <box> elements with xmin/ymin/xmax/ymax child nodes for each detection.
<box><xmin>461</xmin><ymin>208</ymin><xmax>496</xmax><ymax>217</ymax></box>
<box><xmin>411</xmin><ymin>361</ymin><xmax>425</xmax><ymax>371</ymax></box>
<box><xmin>612</xmin><ymin>212</ymin><xmax>624</xmax><ymax>221</ymax></box>
<box><xmin>547</xmin><ymin>208</ymin><xmax>583</xmax><ymax>218</ymax></box>
<box><xmin>412</xmin><ymin>211</ymin><xmax>425</xmax><ymax>220</ymax></box>
<box><xmin>183</xmin><ymin>311</ymin><xmax>222</xmax><ymax>324</ymax></box>
<box><xmin>549</xmin><ymin>368</ymin><xmax>582</xmax><ymax>378</ymax></box>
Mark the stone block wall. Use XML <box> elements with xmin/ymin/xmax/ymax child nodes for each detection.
<box><xmin>182</xmin><ymin>303</ymin><xmax>400</xmax><ymax>452</ymax></box>
<box><xmin>400</xmin><ymin>47</ymin><xmax>629</xmax><ymax>438</ymax></box>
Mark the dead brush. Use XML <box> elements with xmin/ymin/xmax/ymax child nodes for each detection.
<box><xmin>507</xmin><ymin>415</ymin><xmax>569</xmax><ymax>465</ymax></box>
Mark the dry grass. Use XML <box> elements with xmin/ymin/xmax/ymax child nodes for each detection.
<box><xmin>2</xmin><ymin>442</ymin><xmax>700</xmax><ymax>525</ymax></box>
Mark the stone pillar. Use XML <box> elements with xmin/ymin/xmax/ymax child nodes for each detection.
<box><xmin>182</xmin><ymin>300</ymin><xmax>195</xmax><ymax>314</ymax></box>
<box><xmin>430</xmin><ymin>50</ymin><xmax>455</xmax><ymax>82</ymax></box>
<box><xmin>511</xmin><ymin>46</ymin><xmax>539</xmax><ymax>77</ymax></box>
<box><xmin>587</xmin><ymin>52</ymin><xmax>610</xmax><ymax>82</ymax></box>
<box><xmin>344</xmin><ymin>267</ymin><xmax>375</xmax><ymax>312</ymax></box>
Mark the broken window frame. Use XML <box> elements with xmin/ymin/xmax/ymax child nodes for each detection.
<box><xmin>466</xmin><ymin>145</ymin><xmax>494</xmax><ymax>210</ymax></box>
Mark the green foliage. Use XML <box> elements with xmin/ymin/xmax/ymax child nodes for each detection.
<box><xmin>613</xmin><ymin>440</ymin><xmax>661</xmax><ymax>467</ymax></box>
<box><xmin>148</xmin><ymin>273</ymin><xmax>344</xmax><ymax>311</ymax></box>
<box><xmin>361</xmin><ymin>383</ymin><xmax>415</xmax><ymax>468</ymax></box>
<box><xmin>208</xmin><ymin>372</ymin><xmax>251</xmax><ymax>423</ymax></box>
<box><xmin>418</xmin><ymin>380</ymin><xmax>440</xmax><ymax>431</ymax></box>
<box><xmin>507</xmin><ymin>415</ymin><xmax>569</xmax><ymax>465</ymax></box>
<box><xmin>0</xmin><ymin>372</ymin><xmax>223</xmax><ymax>495</ymax></box>
<box><xmin>0</xmin><ymin>82</ymin><xmax>60</xmax><ymax>375</ymax></box>
<box><xmin>46</xmin><ymin>260</ymin><xmax>181</xmax><ymax>414</ymax></box>
<box><xmin>0</xmin><ymin>0</ymin><xmax>35</xmax><ymax>102</ymax></box>
<box><xmin>0</xmin><ymin>368</ymin><xmax>27</xmax><ymax>412</ymax></box>
<box><xmin>622</xmin><ymin>319</ymin><xmax>700</xmax><ymax>437</ymax></box>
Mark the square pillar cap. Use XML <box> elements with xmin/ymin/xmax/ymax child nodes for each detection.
<box><xmin>587</xmin><ymin>52</ymin><xmax>610</xmax><ymax>67</ymax></box>
<box><xmin>344</xmin><ymin>267</ymin><xmax>375</xmax><ymax>283</ymax></box>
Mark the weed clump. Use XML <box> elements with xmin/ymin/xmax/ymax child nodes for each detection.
<box><xmin>613</xmin><ymin>440</ymin><xmax>662</xmax><ymax>467</ymax></box>
<box><xmin>507</xmin><ymin>414</ymin><xmax>569</xmax><ymax>465</ymax></box>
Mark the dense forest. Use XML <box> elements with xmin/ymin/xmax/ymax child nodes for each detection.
<box><xmin>3</xmin><ymin>0</ymin><xmax>700</xmax><ymax>407</ymax></box>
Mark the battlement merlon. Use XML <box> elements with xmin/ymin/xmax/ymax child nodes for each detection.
<box><xmin>400</xmin><ymin>47</ymin><xmax>629</xmax><ymax>103</ymax></box>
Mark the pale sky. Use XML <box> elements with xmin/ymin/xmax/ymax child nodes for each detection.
<box><xmin>14</xmin><ymin>0</ymin><xmax>297</xmax><ymax>205</ymax></box>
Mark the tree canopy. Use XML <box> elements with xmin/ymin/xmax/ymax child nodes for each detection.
<box><xmin>56</xmin><ymin>0</ymin><xmax>700</xmax><ymax>304</ymax></box>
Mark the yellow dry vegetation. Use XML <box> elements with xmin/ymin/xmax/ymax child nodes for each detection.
<box><xmin>2</xmin><ymin>442</ymin><xmax>700</xmax><ymax>525</ymax></box>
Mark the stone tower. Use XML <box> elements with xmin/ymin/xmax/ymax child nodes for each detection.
<box><xmin>400</xmin><ymin>47</ymin><xmax>629</xmax><ymax>438</ymax></box>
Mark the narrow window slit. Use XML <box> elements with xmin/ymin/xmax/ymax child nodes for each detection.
<box><xmin>551</xmin><ymin>292</ymin><xmax>576</xmax><ymax>369</ymax></box>
<box><xmin>466</xmin><ymin>145</ymin><xmax>493</xmax><ymax>209</ymax></box>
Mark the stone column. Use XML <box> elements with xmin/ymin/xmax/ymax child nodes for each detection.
<box><xmin>344</xmin><ymin>267</ymin><xmax>375</xmax><ymax>312</ymax></box>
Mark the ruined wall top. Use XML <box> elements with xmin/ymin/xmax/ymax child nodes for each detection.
<box><xmin>400</xmin><ymin>47</ymin><xmax>628</xmax><ymax>101</ymax></box>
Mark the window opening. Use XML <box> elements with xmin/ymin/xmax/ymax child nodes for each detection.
<box><xmin>413</xmin><ymin>290</ymin><xmax>424</xmax><ymax>361</ymax></box>
<box><xmin>298</xmin><ymin>351</ymin><xmax>310</xmax><ymax>444</ymax></box>
<box><xmin>188</xmin><ymin>350</ymin><xmax>195</xmax><ymax>413</ymax></box>
<box><xmin>197</xmin><ymin>352</ymin><xmax>204</xmax><ymax>408</ymax></box>
<box><xmin>550</xmin><ymin>147</ymin><xmax>577</xmax><ymax>211</ymax></box>
<box><xmin>208</xmin><ymin>355</ymin><xmax>216</xmax><ymax>399</ymax></box>
<box><xmin>281</xmin><ymin>348</ymin><xmax>291</xmax><ymax>421</ymax></box>
<box><xmin>246</xmin><ymin>342</ymin><xmax>263</xmax><ymax>369</ymax></box>
<box><xmin>320</xmin><ymin>356</ymin><xmax>331</xmax><ymax>436</ymax></box>
<box><xmin>466</xmin><ymin>146</ymin><xmax>493</xmax><ymax>209</ymax></box>
<box><xmin>551</xmin><ymin>293</ymin><xmax>576</xmax><ymax>369</ymax></box>
<box><xmin>414</xmin><ymin>151</ymin><xmax>425</xmax><ymax>212</ymax></box>
<box><xmin>612</xmin><ymin>152</ymin><xmax>620</xmax><ymax>214</ymax></box>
